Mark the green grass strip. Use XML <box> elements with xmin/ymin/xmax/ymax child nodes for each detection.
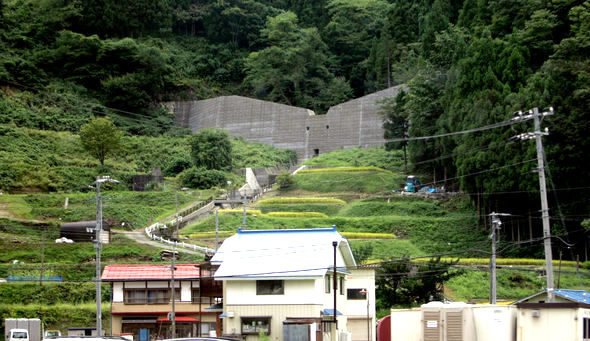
<box><xmin>185</xmin><ymin>231</ymin><xmax>235</xmax><ymax>239</ymax></box>
<box><xmin>342</xmin><ymin>232</ymin><xmax>396</xmax><ymax>239</ymax></box>
<box><xmin>297</xmin><ymin>166</ymin><xmax>386</xmax><ymax>173</ymax></box>
<box><xmin>218</xmin><ymin>209</ymin><xmax>263</xmax><ymax>215</ymax></box>
<box><xmin>257</xmin><ymin>197</ymin><xmax>346</xmax><ymax>205</ymax></box>
<box><xmin>264</xmin><ymin>212</ymin><xmax>328</xmax><ymax>218</ymax></box>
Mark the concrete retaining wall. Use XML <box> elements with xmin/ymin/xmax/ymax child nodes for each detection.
<box><xmin>172</xmin><ymin>85</ymin><xmax>404</xmax><ymax>160</ymax></box>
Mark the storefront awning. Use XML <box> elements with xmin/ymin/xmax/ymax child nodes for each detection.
<box><xmin>322</xmin><ymin>309</ymin><xmax>343</xmax><ymax>316</ymax></box>
<box><xmin>156</xmin><ymin>317</ymin><xmax>199</xmax><ymax>323</ymax></box>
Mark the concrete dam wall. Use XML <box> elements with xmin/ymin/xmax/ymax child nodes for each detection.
<box><xmin>172</xmin><ymin>85</ymin><xmax>404</xmax><ymax>160</ymax></box>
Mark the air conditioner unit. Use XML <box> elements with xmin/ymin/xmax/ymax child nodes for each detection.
<box><xmin>339</xmin><ymin>331</ymin><xmax>351</xmax><ymax>341</ymax></box>
<box><xmin>531</xmin><ymin>310</ymin><xmax>541</xmax><ymax>318</ymax></box>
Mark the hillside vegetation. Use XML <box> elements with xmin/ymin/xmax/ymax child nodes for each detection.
<box><xmin>0</xmin><ymin>124</ymin><xmax>295</xmax><ymax>192</ymax></box>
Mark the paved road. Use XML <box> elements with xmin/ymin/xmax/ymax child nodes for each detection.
<box><xmin>115</xmin><ymin>229</ymin><xmax>206</xmax><ymax>256</ymax></box>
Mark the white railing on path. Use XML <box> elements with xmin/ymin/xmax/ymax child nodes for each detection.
<box><xmin>144</xmin><ymin>200</ymin><xmax>217</xmax><ymax>254</ymax></box>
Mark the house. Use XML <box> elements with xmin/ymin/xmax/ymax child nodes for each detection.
<box><xmin>512</xmin><ymin>288</ymin><xmax>590</xmax><ymax>304</ymax></box>
<box><xmin>346</xmin><ymin>265</ymin><xmax>377</xmax><ymax>341</ymax></box>
<box><xmin>210</xmin><ymin>226</ymin><xmax>375</xmax><ymax>341</ymax></box>
<box><xmin>101</xmin><ymin>263</ymin><xmax>222</xmax><ymax>341</ymax></box>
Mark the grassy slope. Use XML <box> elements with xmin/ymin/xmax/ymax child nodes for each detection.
<box><xmin>0</xmin><ymin>124</ymin><xmax>295</xmax><ymax>192</ymax></box>
<box><xmin>183</xmin><ymin>148</ymin><xmax>590</xmax><ymax>301</ymax></box>
<box><xmin>0</xmin><ymin>125</ymin><xmax>299</xmax><ymax>332</ymax></box>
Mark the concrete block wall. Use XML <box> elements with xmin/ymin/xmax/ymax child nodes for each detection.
<box><xmin>172</xmin><ymin>85</ymin><xmax>405</xmax><ymax>161</ymax></box>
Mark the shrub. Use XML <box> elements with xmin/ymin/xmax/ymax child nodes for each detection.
<box><xmin>276</xmin><ymin>172</ymin><xmax>294</xmax><ymax>190</ymax></box>
<box><xmin>179</xmin><ymin>167</ymin><xmax>226</xmax><ymax>189</ymax></box>
<box><xmin>189</xmin><ymin>128</ymin><xmax>232</xmax><ymax>171</ymax></box>
<box><xmin>164</xmin><ymin>157</ymin><xmax>192</xmax><ymax>176</ymax></box>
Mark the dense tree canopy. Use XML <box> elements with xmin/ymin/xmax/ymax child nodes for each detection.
<box><xmin>1</xmin><ymin>0</ymin><xmax>589</xmax><ymax>258</ymax></box>
<box><xmin>188</xmin><ymin>128</ymin><xmax>233</xmax><ymax>171</ymax></box>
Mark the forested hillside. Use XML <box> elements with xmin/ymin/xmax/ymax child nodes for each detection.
<box><xmin>1</xmin><ymin>0</ymin><xmax>589</xmax><ymax>257</ymax></box>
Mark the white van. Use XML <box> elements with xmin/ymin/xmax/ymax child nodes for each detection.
<box><xmin>9</xmin><ymin>329</ymin><xmax>30</xmax><ymax>341</ymax></box>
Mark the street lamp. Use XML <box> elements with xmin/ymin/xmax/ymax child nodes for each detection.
<box><xmin>360</xmin><ymin>289</ymin><xmax>370</xmax><ymax>341</ymax></box>
<box><xmin>92</xmin><ymin>175</ymin><xmax>119</xmax><ymax>336</ymax></box>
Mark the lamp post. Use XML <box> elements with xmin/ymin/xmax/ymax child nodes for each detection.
<box><xmin>360</xmin><ymin>289</ymin><xmax>370</xmax><ymax>341</ymax></box>
<box><xmin>93</xmin><ymin>175</ymin><xmax>119</xmax><ymax>336</ymax></box>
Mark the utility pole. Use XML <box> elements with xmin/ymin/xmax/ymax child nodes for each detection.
<box><xmin>489</xmin><ymin>213</ymin><xmax>509</xmax><ymax>304</ymax></box>
<box><xmin>40</xmin><ymin>226</ymin><xmax>45</xmax><ymax>286</ymax></box>
<box><xmin>93</xmin><ymin>176</ymin><xmax>119</xmax><ymax>336</ymax></box>
<box><xmin>171</xmin><ymin>192</ymin><xmax>179</xmax><ymax>339</ymax></box>
<box><xmin>511</xmin><ymin>107</ymin><xmax>555</xmax><ymax>302</ymax></box>
<box><xmin>215</xmin><ymin>209</ymin><xmax>219</xmax><ymax>251</ymax></box>
<box><xmin>242</xmin><ymin>190</ymin><xmax>247</xmax><ymax>228</ymax></box>
<box><xmin>95</xmin><ymin>179</ymin><xmax>102</xmax><ymax>336</ymax></box>
<box><xmin>171</xmin><ymin>249</ymin><xmax>176</xmax><ymax>338</ymax></box>
<box><xmin>533</xmin><ymin>107</ymin><xmax>555</xmax><ymax>302</ymax></box>
<box><xmin>332</xmin><ymin>241</ymin><xmax>338</xmax><ymax>332</ymax></box>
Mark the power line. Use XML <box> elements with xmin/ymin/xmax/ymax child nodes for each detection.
<box><xmin>385</xmin><ymin>118</ymin><xmax>521</xmax><ymax>143</ymax></box>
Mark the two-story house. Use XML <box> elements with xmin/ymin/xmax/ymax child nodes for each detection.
<box><xmin>210</xmin><ymin>226</ymin><xmax>375</xmax><ymax>341</ymax></box>
<box><xmin>101</xmin><ymin>263</ymin><xmax>222</xmax><ymax>341</ymax></box>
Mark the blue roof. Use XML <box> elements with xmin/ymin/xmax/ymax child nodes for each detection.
<box><xmin>322</xmin><ymin>309</ymin><xmax>343</xmax><ymax>316</ymax></box>
<box><xmin>514</xmin><ymin>288</ymin><xmax>590</xmax><ymax>305</ymax></box>
<box><xmin>554</xmin><ymin>289</ymin><xmax>590</xmax><ymax>304</ymax></box>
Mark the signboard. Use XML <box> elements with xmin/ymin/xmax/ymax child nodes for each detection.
<box><xmin>426</xmin><ymin>320</ymin><xmax>438</xmax><ymax>328</ymax></box>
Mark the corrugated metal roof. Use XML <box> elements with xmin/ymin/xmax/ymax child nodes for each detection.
<box><xmin>211</xmin><ymin>226</ymin><xmax>356</xmax><ymax>279</ymax></box>
<box><xmin>555</xmin><ymin>289</ymin><xmax>590</xmax><ymax>304</ymax></box>
<box><xmin>101</xmin><ymin>264</ymin><xmax>200</xmax><ymax>281</ymax></box>
<box><xmin>513</xmin><ymin>288</ymin><xmax>590</xmax><ymax>304</ymax></box>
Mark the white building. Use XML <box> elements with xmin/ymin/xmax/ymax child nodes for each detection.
<box><xmin>210</xmin><ymin>227</ymin><xmax>375</xmax><ymax>341</ymax></box>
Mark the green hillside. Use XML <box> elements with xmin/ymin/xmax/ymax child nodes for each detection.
<box><xmin>0</xmin><ymin>124</ymin><xmax>295</xmax><ymax>192</ymax></box>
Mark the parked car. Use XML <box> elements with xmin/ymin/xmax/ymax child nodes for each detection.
<box><xmin>44</xmin><ymin>331</ymin><xmax>61</xmax><ymax>338</ymax></box>
<box><xmin>8</xmin><ymin>329</ymin><xmax>30</xmax><ymax>341</ymax></box>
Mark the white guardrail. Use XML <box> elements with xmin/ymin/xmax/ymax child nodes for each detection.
<box><xmin>144</xmin><ymin>201</ymin><xmax>216</xmax><ymax>254</ymax></box>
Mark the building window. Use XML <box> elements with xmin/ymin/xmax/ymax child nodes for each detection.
<box><xmin>124</xmin><ymin>288</ymin><xmax>179</xmax><ymax>304</ymax></box>
<box><xmin>584</xmin><ymin>318</ymin><xmax>590</xmax><ymax>339</ymax></box>
<box><xmin>201</xmin><ymin>322</ymin><xmax>216</xmax><ymax>336</ymax></box>
<box><xmin>339</xmin><ymin>277</ymin><xmax>344</xmax><ymax>295</ymax></box>
<box><xmin>147</xmin><ymin>289</ymin><xmax>169</xmax><ymax>304</ymax></box>
<box><xmin>347</xmin><ymin>288</ymin><xmax>367</xmax><ymax>300</ymax></box>
<box><xmin>191</xmin><ymin>288</ymin><xmax>200</xmax><ymax>303</ymax></box>
<box><xmin>256</xmin><ymin>280</ymin><xmax>284</xmax><ymax>295</ymax></box>
<box><xmin>241</xmin><ymin>317</ymin><xmax>271</xmax><ymax>335</ymax></box>
<box><xmin>171</xmin><ymin>288</ymin><xmax>181</xmax><ymax>301</ymax></box>
<box><xmin>325</xmin><ymin>276</ymin><xmax>331</xmax><ymax>293</ymax></box>
<box><xmin>192</xmin><ymin>289</ymin><xmax>220</xmax><ymax>304</ymax></box>
<box><xmin>326</xmin><ymin>125</ymin><xmax>329</xmax><ymax>129</ymax></box>
<box><xmin>124</xmin><ymin>289</ymin><xmax>147</xmax><ymax>304</ymax></box>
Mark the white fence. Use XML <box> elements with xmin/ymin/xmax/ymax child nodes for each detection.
<box><xmin>144</xmin><ymin>201</ymin><xmax>217</xmax><ymax>254</ymax></box>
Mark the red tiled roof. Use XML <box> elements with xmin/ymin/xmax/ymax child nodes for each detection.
<box><xmin>101</xmin><ymin>264</ymin><xmax>200</xmax><ymax>281</ymax></box>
